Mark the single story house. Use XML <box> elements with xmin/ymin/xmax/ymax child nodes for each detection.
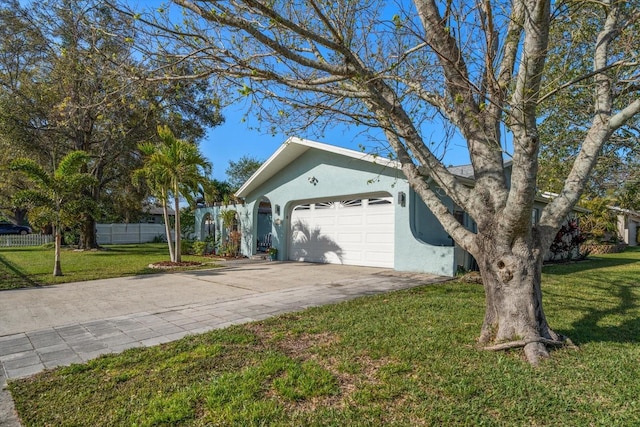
<box><xmin>195</xmin><ymin>137</ymin><xmax>571</xmax><ymax>277</ymax></box>
<box><xmin>141</xmin><ymin>203</ymin><xmax>175</xmax><ymax>224</ymax></box>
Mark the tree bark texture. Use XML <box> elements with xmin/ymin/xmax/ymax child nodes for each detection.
<box><xmin>173</xmin><ymin>187</ymin><xmax>182</xmax><ymax>263</ymax></box>
<box><xmin>79</xmin><ymin>215</ymin><xmax>99</xmax><ymax>250</ymax></box>
<box><xmin>53</xmin><ymin>228</ymin><xmax>63</xmax><ymax>277</ymax></box>
<box><xmin>474</xmin><ymin>234</ymin><xmax>562</xmax><ymax>365</ymax></box>
<box><xmin>162</xmin><ymin>200</ymin><xmax>175</xmax><ymax>263</ymax></box>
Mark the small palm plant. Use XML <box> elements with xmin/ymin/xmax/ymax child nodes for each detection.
<box><xmin>10</xmin><ymin>151</ymin><xmax>97</xmax><ymax>276</ymax></box>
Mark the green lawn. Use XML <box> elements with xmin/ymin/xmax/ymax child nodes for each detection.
<box><xmin>0</xmin><ymin>243</ymin><xmax>218</xmax><ymax>290</ymax></box>
<box><xmin>8</xmin><ymin>248</ymin><xmax>640</xmax><ymax>426</ymax></box>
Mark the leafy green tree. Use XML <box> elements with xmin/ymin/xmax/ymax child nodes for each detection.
<box><xmin>136</xmin><ymin>125</ymin><xmax>211</xmax><ymax>263</ymax></box>
<box><xmin>122</xmin><ymin>0</ymin><xmax>640</xmax><ymax>364</ymax></box>
<box><xmin>0</xmin><ymin>140</ymin><xmax>30</xmax><ymax>225</ymax></box>
<box><xmin>579</xmin><ymin>198</ymin><xmax>621</xmax><ymax>244</ymax></box>
<box><xmin>10</xmin><ymin>151</ymin><xmax>97</xmax><ymax>276</ymax></box>
<box><xmin>537</xmin><ymin>1</ymin><xmax>639</xmax><ymax>201</ymax></box>
<box><xmin>0</xmin><ymin>0</ymin><xmax>224</xmax><ymax>248</ymax></box>
<box><xmin>226</xmin><ymin>155</ymin><xmax>263</xmax><ymax>191</ymax></box>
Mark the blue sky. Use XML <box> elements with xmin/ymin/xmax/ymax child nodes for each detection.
<box><xmin>200</xmin><ymin>103</ymin><xmax>472</xmax><ymax>181</ymax></box>
<box><xmin>201</xmin><ymin>106</ymin><xmax>287</xmax><ymax>181</ymax></box>
<box><xmin>127</xmin><ymin>1</ymin><xmax>472</xmax><ymax>182</ymax></box>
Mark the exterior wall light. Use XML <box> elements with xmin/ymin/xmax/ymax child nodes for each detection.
<box><xmin>398</xmin><ymin>191</ymin><xmax>406</xmax><ymax>207</ymax></box>
<box><xmin>275</xmin><ymin>204</ymin><xmax>281</xmax><ymax>216</ymax></box>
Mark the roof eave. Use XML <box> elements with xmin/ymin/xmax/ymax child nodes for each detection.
<box><xmin>235</xmin><ymin>137</ymin><xmax>401</xmax><ymax>198</ymax></box>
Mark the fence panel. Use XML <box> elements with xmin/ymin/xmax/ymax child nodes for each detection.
<box><xmin>96</xmin><ymin>223</ymin><xmax>174</xmax><ymax>245</ymax></box>
<box><xmin>0</xmin><ymin>234</ymin><xmax>54</xmax><ymax>247</ymax></box>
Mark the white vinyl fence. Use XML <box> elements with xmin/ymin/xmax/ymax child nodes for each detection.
<box><xmin>96</xmin><ymin>223</ymin><xmax>174</xmax><ymax>245</ymax></box>
<box><xmin>0</xmin><ymin>234</ymin><xmax>54</xmax><ymax>247</ymax></box>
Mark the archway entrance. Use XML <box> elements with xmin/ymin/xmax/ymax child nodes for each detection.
<box><xmin>220</xmin><ymin>209</ymin><xmax>241</xmax><ymax>257</ymax></box>
<box><xmin>256</xmin><ymin>197</ymin><xmax>273</xmax><ymax>253</ymax></box>
<box><xmin>201</xmin><ymin>212</ymin><xmax>215</xmax><ymax>240</ymax></box>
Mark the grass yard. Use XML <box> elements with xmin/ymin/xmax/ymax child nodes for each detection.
<box><xmin>8</xmin><ymin>248</ymin><xmax>640</xmax><ymax>426</ymax></box>
<box><xmin>0</xmin><ymin>243</ymin><xmax>217</xmax><ymax>290</ymax></box>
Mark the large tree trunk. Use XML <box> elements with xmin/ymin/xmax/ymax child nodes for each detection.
<box><xmin>9</xmin><ymin>208</ymin><xmax>29</xmax><ymax>227</ymax></box>
<box><xmin>475</xmin><ymin>236</ymin><xmax>565</xmax><ymax>365</ymax></box>
<box><xmin>78</xmin><ymin>215</ymin><xmax>99</xmax><ymax>250</ymax></box>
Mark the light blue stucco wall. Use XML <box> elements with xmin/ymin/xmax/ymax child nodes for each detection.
<box><xmin>394</xmin><ymin>189</ymin><xmax>456</xmax><ymax>276</ymax></box>
<box><xmin>195</xmin><ymin>204</ymin><xmax>249</xmax><ymax>253</ymax></box>
<box><xmin>196</xmin><ymin>147</ymin><xmax>457</xmax><ymax>276</ymax></box>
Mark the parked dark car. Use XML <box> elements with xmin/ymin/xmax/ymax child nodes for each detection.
<box><xmin>0</xmin><ymin>222</ymin><xmax>32</xmax><ymax>235</ymax></box>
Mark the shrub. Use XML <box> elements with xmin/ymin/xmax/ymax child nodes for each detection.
<box><xmin>191</xmin><ymin>240</ymin><xmax>207</xmax><ymax>256</ymax></box>
<box><xmin>151</xmin><ymin>234</ymin><xmax>166</xmax><ymax>243</ymax></box>
<box><xmin>548</xmin><ymin>219</ymin><xmax>587</xmax><ymax>261</ymax></box>
<box><xmin>181</xmin><ymin>239</ymin><xmax>195</xmax><ymax>255</ymax></box>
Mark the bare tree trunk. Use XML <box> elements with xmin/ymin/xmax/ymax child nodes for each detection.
<box><xmin>162</xmin><ymin>200</ymin><xmax>175</xmax><ymax>262</ymax></box>
<box><xmin>53</xmin><ymin>226</ymin><xmax>63</xmax><ymax>276</ymax></box>
<box><xmin>475</xmin><ymin>236</ymin><xmax>565</xmax><ymax>365</ymax></box>
<box><xmin>174</xmin><ymin>189</ymin><xmax>181</xmax><ymax>263</ymax></box>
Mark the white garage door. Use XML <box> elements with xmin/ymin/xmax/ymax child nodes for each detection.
<box><xmin>289</xmin><ymin>197</ymin><xmax>394</xmax><ymax>268</ymax></box>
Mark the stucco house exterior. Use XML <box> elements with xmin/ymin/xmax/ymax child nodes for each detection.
<box><xmin>612</xmin><ymin>206</ymin><xmax>640</xmax><ymax>246</ymax></box>
<box><xmin>195</xmin><ymin>137</ymin><xmax>564</xmax><ymax>277</ymax></box>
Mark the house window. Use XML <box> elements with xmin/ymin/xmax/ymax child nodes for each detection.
<box><xmin>368</xmin><ymin>197</ymin><xmax>393</xmax><ymax>206</ymax></box>
<box><xmin>341</xmin><ymin>199</ymin><xmax>363</xmax><ymax>208</ymax></box>
<box><xmin>315</xmin><ymin>202</ymin><xmax>334</xmax><ymax>209</ymax></box>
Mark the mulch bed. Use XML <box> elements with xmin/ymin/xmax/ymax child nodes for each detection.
<box><xmin>148</xmin><ymin>261</ymin><xmax>204</xmax><ymax>269</ymax></box>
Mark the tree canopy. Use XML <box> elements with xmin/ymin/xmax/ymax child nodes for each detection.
<box><xmin>0</xmin><ymin>0</ymin><xmax>224</xmax><ymax>245</ymax></box>
<box><xmin>537</xmin><ymin>0</ymin><xmax>640</xmax><ymax>205</ymax></box>
<box><xmin>226</xmin><ymin>155</ymin><xmax>263</xmax><ymax>191</ymax></box>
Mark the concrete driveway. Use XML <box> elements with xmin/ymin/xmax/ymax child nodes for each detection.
<box><xmin>1</xmin><ymin>261</ymin><xmax>445</xmax><ymax>337</ymax></box>
<box><xmin>0</xmin><ymin>261</ymin><xmax>449</xmax><ymax>426</ymax></box>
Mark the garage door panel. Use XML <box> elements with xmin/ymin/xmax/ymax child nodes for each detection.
<box><xmin>290</xmin><ymin>197</ymin><xmax>394</xmax><ymax>268</ymax></box>
<box><xmin>365</xmin><ymin>252</ymin><xmax>392</xmax><ymax>263</ymax></box>
<box><xmin>338</xmin><ymin>216</ymin><xmax>363</xmax><ymax>226</ymax></box>
<box><xmin>366</xmin><ymin>213</ymin><xmax>394</xmax><ymax>225</ymax></box>
<box><xmin>336</xmin><ymin>233</ymin><xmax>363</xmax><ymax>243</ymax></box>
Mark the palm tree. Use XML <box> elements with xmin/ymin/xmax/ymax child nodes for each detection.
<box><xmin>136</xmin><ymin>125</ymin><xmax>211</xmax><ymax>262</ymax></box>
<box><xmin>133</xmin><ymin>148</ymin><xmax>176</xmax><ymax>262</ymax></box>
<box><xmin>10</xmin><ymin>151</ymin><xmax>97</xmax><ymax>276</ymax></box>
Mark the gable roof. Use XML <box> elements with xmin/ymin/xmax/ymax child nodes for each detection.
<box><xmin>235</xmin><ymin>137</ymin><xmax>401</xmax><ymax>198</ymax></box>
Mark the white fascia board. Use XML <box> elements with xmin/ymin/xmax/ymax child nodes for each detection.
<box><xmin>235</xmin><ymin>136</ymin><xmax>400</xmax><ymax>198</ymax></box>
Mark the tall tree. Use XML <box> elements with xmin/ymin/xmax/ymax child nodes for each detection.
<box><xmin>0</xmin><ymin>0</ymin><xmax>224</xmax><ymax>248</ymax></box>
<box><xmin>136</xmin><ymin>125</ymin><xmax>212</xmax><ymax>263</ymax></box>
<box><xmin>10</xmin><ymin>151</ymin><xmax>96</xmax><ymax>276</ymax></box>
<box><xmin>226</xmin><ymin>155</ymin><xmax>263</xmax><ymax>191</ymax></box>
<box><xmin>537</xmin><ymin>1</ymin><xmax>640</xmax><ymax>200</ymax></box>
<box><xmin>124</xmin><ymin>0</ymin><xmax>640</xmax><ymax>364</ymax></box>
